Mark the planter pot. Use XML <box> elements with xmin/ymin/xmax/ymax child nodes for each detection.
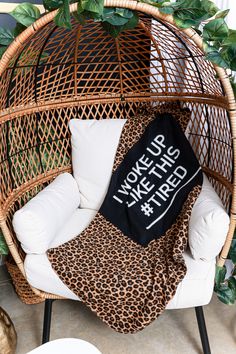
<box><xmin>0</xmin><ymin>307</ymin><xmax>17</xmax><ymax>354</ymax></box>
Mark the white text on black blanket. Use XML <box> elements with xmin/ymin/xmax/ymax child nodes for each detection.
<box><xmin>112</xmin><ymin>134</ymin><xmax>187</xmax><ymax>214</ymax></box>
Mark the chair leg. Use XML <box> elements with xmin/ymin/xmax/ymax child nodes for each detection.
<box><xmin>42</xmin><ymin>299</ymin><xmax>54</xmax><ymax>344</ymax></box>
<box><xmin>195</xmin><ymin>306</ymin><xmax>211</xmax><ymax>354</ymax></box>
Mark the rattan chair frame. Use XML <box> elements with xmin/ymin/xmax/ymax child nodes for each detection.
<box><xmin>0</xmin><ymin>0</ymin><xmax>235</xmax><ymax>303</ymax></box>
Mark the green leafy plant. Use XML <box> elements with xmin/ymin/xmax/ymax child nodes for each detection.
<box><xmin>0</xmin><ymin>229</ymin><xmax>8</xmax><ymax>256</ymax></box>
<box><xmin>0</xmin><ymin>1</ymin><xmax>235</xmax><ymax>86</ymax></box>
<box><xmin>10</xmin><ymin>2</ymin><xmax>41</xmax><ymax>26</ymax></box>
<box><xmin>0</xmin><ymin>0</ymin><xmax>236</xmax><ymax>298</ymax></box>
<box><xmin>0</xmin><ymin>3</ymin><xmax>40</xmax><ymax>60</ymax></box>
<box><xmin>215</xmin><ymin>232</ymin><xmax>236</xmax><ymax>305</ymax></box>
<box><xmin>0</xmin><ymin>0</ymin><xmax>236</xmax><ymax>80</ymax></box>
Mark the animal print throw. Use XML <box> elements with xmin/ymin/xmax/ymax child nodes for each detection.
<box><xmin>48</xmin><ymin>102</ymin><xmax>203</xmax><ymax>333</ymax></box>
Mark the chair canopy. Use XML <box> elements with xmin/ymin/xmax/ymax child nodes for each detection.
<box><xmin>0</xmin><ymin>1</ymin><xmax>235</xmax><ymax>301</ymax></box>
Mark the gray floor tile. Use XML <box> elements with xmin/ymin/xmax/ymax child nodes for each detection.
<box><xmin>0</xmin><ymin>280</ymin><xmax>236</xmax><ymax>354</ymax></box>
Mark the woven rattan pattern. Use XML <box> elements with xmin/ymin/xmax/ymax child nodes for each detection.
<box><xmin>0</xmin><ymin>2</ymin><xmax>235</xmax><ymax>302</ymax></box>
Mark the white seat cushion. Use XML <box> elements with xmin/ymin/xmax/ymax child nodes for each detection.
<box><xmin>166</xmin><ymin>250</ymin><xmax>215</xmax><ymax>309</ymax></box>
<box><xmin>25</xmin><ymin>208</ymin><xmax>215</xmax><ymax>309</ymax></box>
<box><xmin>25</xmin><ymin>208</ymin><xmax>96</xmax><ymax>300</ymax></box>
<box><xmin>13</xmin><ymin>173</ymin><xmax>81</xmax><ymax>254</ymax></box>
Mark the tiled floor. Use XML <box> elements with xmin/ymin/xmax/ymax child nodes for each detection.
<box><xmin>0</xmin><ymin>265</ymin><xmax>236</xmax><ymax>354</ymax></box>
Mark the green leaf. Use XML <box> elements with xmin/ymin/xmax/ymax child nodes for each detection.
<box><xmin>0</xmin><ymin>46</ymin><xmax>7</xmax><ymax>59</ymax></box>
<box><xmin>13</xmin><ymin>23</ymin><xmax>27</xmax><ymax>37</ymax></box>
<box><xmin>77</xmin><ymin>1</ymin><xmax>102</xmax><ymax>21</ymax></box>
<box><xmin>230</xmin><ymin>77</ymin><xmax>236</xmax><ymax>100</ymax></box>
<box><xmin>0</xmin><ymin>28</ymin><xmax>15</xmax><ymax>46</ymax></box>
<box><xmin>201</xmin><ymin>0</ymin><xmax>219</xmax><ymax>16</ymax></box>
<box><xmin>174</xmin><ymin>16</ymin><xmax>199</xmax><ymax>29</ymax></box>
<box><xmin>81</xmin><ymin>0</ymin><xmax>104</xmax><ymax>15</ymax></box>
<box><xmin>205</xmin><ymin>51</ymin><xmax>229</xmax><ymax>68</ymax></box>
<box><xmin>43</xmin><ymin>0</ymin><xmax>64</xmax><ymax>11</ymax></box>
<box><xmin>228</xmin><ymin>29</ymin><xmax>236</xmax><ymax>38</ymax></box>
<box><xmin>216</xmin><ymin>284</ymin><xmax>236</xmax><ymax>305</ymax></box>
<box><xmin>222</xmin><ymin>31</ymin><xmax>236</xmax><ymax>47</ymax></box>
<box><xmin>10</xmin><ymin>3</ymin><xmax>41</xmax><ymax>27</ymax></box>
<box><xmin>215</xmin><ymin>9</ymin><xmax>230</xmax><ymax>20</ymax></box>
<box><xmin>232</xmin><ymin>265</ymin><xmax>236</xmax><ymax>277</ymax></box>
<box><xmin>101</xmin><ymin>8</ymin><xmax>136</xmax><ymax>27</ymax></box>
<box><xmin>215</xmin><ymin>265</ymin><xmax>227</xmax><ymax>288</ymax></box>
<box><xmin>228</xmin><ymin>276</ymin><xmax>236</xmax><ymax>294</ymax></box>
<box><xmin>229</xmin><ymin>239</ymin><xmax>236</xmax><ymax>264</ymax></box>
<box><xmin>203</xmin><ymin>41</ymin><xmax>219</xmax><ymax>54</ymax></box>
<box><xmin>0</xmin><ymin>232</ymin><xmax>8</xmax><ymax>255</ymax></box>
<box><xmin>115</xmin><ymin>8</ymin><xmax>133</xmax><ymax>19</ymax></box>
<box><xmin>103</xmin><ymin>13</ymin><xmax>129</xmax><ymax>26</ymax></box>
<box><xmin>176</xmin><ymin>9</ymin><xmax>207</xmax><ymax>21</ymax></box>
<box><xmin>138</xmin><ymin>0</ymin><xmax>164</xmax><ymax>6</ymax></box>
<box><xmin>87</xmin><ymin>11</ymin><xmax>102</xmax><ymax>20</ymax></box>
<box><xmin>174</xmin><ymin>0</ymin><xmax>201</xmax><ymax>8</ymax></box>
<box><xmin>227</xmin><ymin>52</ymin><xmax>236</xmax><ymax>73</ymax></box>
<box><xmin>122</xmin><ymin>12</ymin><xmax>139</xmax><ymax>31</ymax></box>
<box><xmin>159</xmin><ymin>7</ymin><xmax>174</xmax><ymax>15</ymax></box>
<box><xmin>102</xmin><ymin>11</ymin><xmax>138</xmax><ymax>38</ymax></box>
<box><xmin>101</xmin><ymin>8</ymin><xmax>114</xmax><ymax>18</ymax></box>
<box><xmin>152</xmin><ymin>0</ymin><xmax>166</xmax><ymax>4</ymax></box>
<box><xmin>55</xmin><ymin>0</ymin><xmax>71</xmax><ymax>30</ymax></box>
<box><xmin>72</xmin><ymin>11</ymin><xmax>86</xmax><ymax>25</ymax></box>
<box><xmin>173</xmin><ymin>3</ymin><xmax>209</xmax><ymax>29</ymax></box>
<box><xmin>77</xmin><ymin>1</ymin><xmax>84</xmax><ymax>14</ymax></box>
<box><xmin>101</xmin><ymin>22</ymin><xmax>122</xmax><ymax>38</ymax></box>
<box><xmin>234</xmin><ymin>227</ymin><xmax>236</xmax><ymax>239</ymax></box>
<box><xmin>203</xmin><ymin>18</ymin><xmax>229</xmax><ymax>41</ymax></box>
<box><xmin>173</xmin><ymin>0</ymin><xmax>211</xmax><ymax>20</ymax></box>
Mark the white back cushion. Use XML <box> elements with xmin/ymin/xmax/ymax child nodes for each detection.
<box><xmin>69</xmin><ymin>119</ymin><xmax>126</xmax><ymax>210</ymax></box>
<box><xmin>189</xmin><ymin>174</ymin><xmax>229</xmax><ymax>261</ymax></box>
<box><xmin>13</xmin><ymin>173</ymin><xmax>80</xmax><ymax>254</ymax></box>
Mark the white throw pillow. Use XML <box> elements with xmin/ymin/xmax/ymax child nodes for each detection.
<box><xmin>189</xmin><ymin>174</ymin><xmax>229</xmax><ymax>261</ymax></box>
<box><xmin>69</xmin><ymin>119</ymin><xmax>126</xmax><ymax>210</ymax></box>
<box><xmin>13</xmin><ymin>173</ymin><xmax>80</xmax><ymax>254</ymax></box>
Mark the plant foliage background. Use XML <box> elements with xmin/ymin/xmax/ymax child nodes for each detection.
<box><xmin>0</xmin><ymin>0</ymin><xmax>236</xmax><ymax>78</ymax></box>
<box><xmin>0</xmin><ymin>0</ymin><xmax>236</xmax><ymax>304</ymax></box>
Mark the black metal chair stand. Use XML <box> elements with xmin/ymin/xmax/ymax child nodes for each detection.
<box><xmin>42</xmin><ymin>300</ymin><xmax>211</xmax><ymax>353</ymax></box>
<box><xmin>195</xmin><ymin>306</ymin><xmax>211</xmax><ymax>354</ymax></box>
<box><xmin>42</xmin><ymin>299</ymin><xmax>54</xmax><ymax>344</ymax></box>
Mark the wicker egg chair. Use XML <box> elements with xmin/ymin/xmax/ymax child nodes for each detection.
<box><xmin>0</xmin><ymin>0</ymin><xmax>236</xmax><ymax>351</ymax></box>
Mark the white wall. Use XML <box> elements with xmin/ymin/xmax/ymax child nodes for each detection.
<box><xmin>0</xmin><ymin>2</ymin><xmax>43</xmax><ymax>14</ymax></box>
<box><xmin>0</xmin><ymin>1</ymin><xmax>43</xmax><ymax>28</ymax></box>
<box><xmin>214</xmin><ymin>0</ymin><xmax>236</xmax><ymax>28</ymax></box>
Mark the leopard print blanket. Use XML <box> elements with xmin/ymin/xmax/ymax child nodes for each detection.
<box><xmin>47</xmin><ymin>103</ymin><xmax>202</xmax><ymax>333</ymax></box>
